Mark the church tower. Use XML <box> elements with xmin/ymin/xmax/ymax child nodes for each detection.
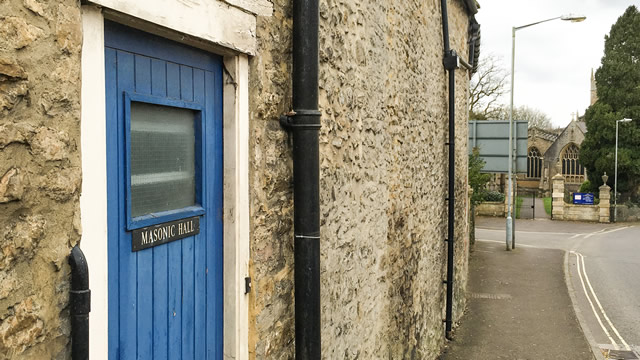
<box><xmin>590</xmin><ymin>68</ymin><xmax>598</xmax><ymax>105</ymax></box>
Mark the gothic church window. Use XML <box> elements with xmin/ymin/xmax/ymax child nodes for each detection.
<box><xmin>561</xmin><ymin>143</ymin><xmax>585</xmax><ymax>183</ymax></box>
<box><xmin>527</xmin><ymin>147</ymin><xmax>542</xmax><ymax>178</ymax></box>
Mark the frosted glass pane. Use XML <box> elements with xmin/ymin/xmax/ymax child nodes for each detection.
<box><xmin>130</xmin><ymin>102</ymin><xmax>196</xmax><ymax>217</ymax></box>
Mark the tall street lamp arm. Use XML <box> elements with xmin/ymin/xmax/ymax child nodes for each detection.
<box><xmin>515</xmin><ymin>14</ymin><xmax>587</xmax><ymax>31</ymax></box>
<box><xmin>514</xmin><ymin>16</ymin><xmax>562</xmax><ymax>31</ymax></box>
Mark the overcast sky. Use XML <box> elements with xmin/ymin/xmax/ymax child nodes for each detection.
<box><xmin>475</xmin><ymin>0</ymin><xmax>637</xmax><ymax>128</ymax></box>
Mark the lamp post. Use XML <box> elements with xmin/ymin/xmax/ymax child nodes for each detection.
<box><xmin>614</xmin><ymin>118</ymin><xmax>632</xmax><ymax>222</ymax></box>
<box><xmin>506</xmin><ymin>14</ymin><xmax>586</xmax><ymax>251</ymax></box>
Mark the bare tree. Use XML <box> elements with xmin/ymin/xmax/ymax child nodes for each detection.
<box><xmin>494</xmin><ymin>105</ymin><xmax>552</xmax><ymax>129</ymax></box>
<box><xmin>469</xmin><ymin>54</ymin><xmax>508</xmax><ymax>120</ymax></box>
<box><xmin>469</xmin><ymin>54</ymin><xmax>552</xmax><ymax>130</ymax></box>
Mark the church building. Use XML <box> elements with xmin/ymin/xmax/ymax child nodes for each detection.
<box><xmin>517</xmin><ymin>70</ymin><xmax>596</xmax><ymax>195</ymax></box>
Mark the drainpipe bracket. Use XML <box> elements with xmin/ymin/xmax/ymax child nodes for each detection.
<box><xmin>443</xmin><ymin>50</ymin><xmax>460</xmax><ymax>71</ymax></box>
<box><xmin>279</xmin><ymin>109</ymin><xmax>322</xmax><ymax>131</ymax></box>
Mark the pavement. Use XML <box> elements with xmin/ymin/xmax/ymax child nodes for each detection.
<box><xmin>440</xmin><ymin>217</ymin><xmax>597</xmax><ymax>360</ymax></box>
<box><xmin>477</xmin><ymin>215</ymin><xmax>607</xmax><ymax>234</ymax></box>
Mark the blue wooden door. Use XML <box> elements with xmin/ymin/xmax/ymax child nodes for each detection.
<box><xmin>105</xmin><ymin>21</ymin><xmax>223</xmax><ymax>360</ymax></box>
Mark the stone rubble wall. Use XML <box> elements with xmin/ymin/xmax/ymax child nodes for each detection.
<box><xmin>1</xmin><ymin>0</ymin><xmax>473</xmax><ymax>357</ymax></box>
<box><xmin>476</xmin><ymin>201</ymin><xmax>506</xmax><ymax>217</ymax></box>
<box><xmin>552</xmin><ymin>175</ymin><xmax>611</xmax><ymax>223</ymax></box>
<box><xmin>0</xmin><ymin>1</ymin><xmax>82</xmax><ymax>359</ymax></box>
<box><xmin>562</xmin><ymin>204</ymin><xmax>599</xmax><ymax>222</ymax></box>
<box><xmin>249</xmin><ymin>0</ymin><xmax>472</xmax><ymax>358</ymax></box>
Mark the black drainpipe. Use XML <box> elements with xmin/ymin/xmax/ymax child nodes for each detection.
<box><xmin>69</xmin><ymin>245</ymin><xmax>90</xmax><ymax>360</ymax></box>
<box><xmin>441</xmin><ymin>0</ymin><xmax>479</xmax><ymax>340</ymax></box>
<box><xmin>280</xmin><ymin>0</ymin><xmax>321</xmax><ymax>357</ymax></box>
<box><xmin>441</xmin><ymin>0</ymin><xmax>457</xmax><ymax>340</ymax></box>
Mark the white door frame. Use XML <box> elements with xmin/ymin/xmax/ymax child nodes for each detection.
<box><xmin>80</xmin><ymin>4</ymin><xmax>251</xmax><ymax>359</ymax></box>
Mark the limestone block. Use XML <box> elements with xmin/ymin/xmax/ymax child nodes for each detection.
<box><xmin>38</xmin><ymin>90</ymin><xmax>74</xmax><ymax>117</ymax></box>
<box><xmin>30</xmin><ymin>127</ymin><xmax>70</xmax><ymax>161</ymax></box>
<box><xmin>39</xmin><ymin>167</ymin><xmax>80</xmax><ymax>202</ymax></box>
<box><xmin>0</xmin><ymin>297</ymin><xmax>45</xmax><ymax>355</ymax></box>
<box><xmin>51</xmin><ymin>57</ymin><xmax>80</xmax><ymax>85</ymax></box>
<box><xmin>476</xmin><ymin>202</ymin><xmax>505</xmax><ymax>217</ymax></box>
<box><xmin>0</xmin><ymin>58</ymin><xmax>27</xmax><ymax>80</ymax></box>
<box><xmin>0</xmin><ymin>123</ymin><xmax>35</xmax><ymax>149</ymax></box>
<box><xmin>599</xmin><ymin>207</ymin><xmax>610</xmax><ymax>223</ymax></box>
<box><xmin>0</xmin><ymin>17</ymin><xmax>45</xmax><ymax>50</ymax></box>
<box><xmin>0</xmin><ymin>215</ymin><xmax>46</xmax><ymax>270</ymax></box>
<box><xmin>0</xmin><ymin>270</ymin><xmax>19</xmax><ymax>300</ymax></box>
<box><xmin>0</xmin><ymin>55</ymin><xmax>29</xmax><ymax>111</ymax></box>
<box><xmin>0</xmin><ymin>81</ymin><xmax>29</xmax><ymax>111</ymax></box>
<box><xmin>23</xmin><ymin>0</ymin><xmax>45</xmax><ymax>17</ymax></box>
<box><xmin>0</xmin><ymin>168</ymin><xmax>24</xmax><ymax>203</ymax></box>
<box><xmin>54</xmin><ymin>4</ymin><xmax>82</xmax><ymax>54</ymax></box>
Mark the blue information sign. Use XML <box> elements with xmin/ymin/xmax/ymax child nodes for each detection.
<box><xmin>573</xmin><ymin>193</ymin><xmax>595</xmax><ymax>205</ymax></box>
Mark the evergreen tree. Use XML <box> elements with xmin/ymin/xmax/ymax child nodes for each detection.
<box><xmin>468</xmin><ymin>148</ymin><xmax>491</xmax><ymax>205</ymax></box>
<box><xmin>581</xmin><ymin>5</ymin><xmax>640</xmax><ymax>199</ymax></box>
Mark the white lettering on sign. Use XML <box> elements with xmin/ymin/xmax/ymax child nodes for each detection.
<box><xmin>178</xmin><ymin>220</ymin><xmax>194</xmax><ymax>235</ymax></box>
<box><xmin>132</xmin><ymin>217</ymin><xmax>200</xmax><ymax>252</ymax></box>
<box><xmin>140</xmin><ymin>224</ymin><xmax>178</xmax><ymax>245</ymax></box>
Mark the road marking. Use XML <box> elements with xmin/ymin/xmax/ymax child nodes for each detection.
<box><xmin>572</xmin><ymin>251</ymin><xmax>631</xmax><ymax>351</ymax></box>
<box><xmin>599</xmin><ymin>226</ymin><xmax>631</xmax><ymax>236</ymax></box>
<box><xmin>478</xmin><ymin>226</ymin><xmax>631</xmax><ymax>239</ymax></box>
<box><xmin>476</xmin><ymin>239</ymin><xmax>540</xmax><ymax>248</ymax></box>
<box><xmin>470</xmin><ymin>292</ymin><xmax>512</xmax><ymax>300</ymax></box>
<box><xmin>584</xmin><ymin>229</ymin><xmax>606</xmax><ymax>239</ymax></box>
<box><xmin>571</xmin><ymin>251</ymin><xmax>618</xmax><ymax>349</ymax></box>
<box><xmin>578</xmin><ymin>252</ymin><xmax>631</xmax><ymax>350</ymax></box>
<box><xmin>584</xmin><ymin>226</ymin><xmax>630</xmax><ymax>239</ymax></box>
<box><xmin>477</xmin><ymin>228</ymin><xmax>579</xmax><ymax>235</ymax></box>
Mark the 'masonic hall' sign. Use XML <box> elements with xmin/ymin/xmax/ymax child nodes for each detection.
<box><xmin>131</xmin><ymin>217</ymin><xmax>200</xmax><ymax>251</ymax></box>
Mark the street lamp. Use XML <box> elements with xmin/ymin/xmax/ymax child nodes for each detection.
<box><xmin>614</xmin><ymin>118</ymin><xmax>633</xmax><ymax>222</ymax></box>
<box><xmin>506</xmin><ymin>14</ymin><xmax>586</xmax><ymax>250</ymax></box>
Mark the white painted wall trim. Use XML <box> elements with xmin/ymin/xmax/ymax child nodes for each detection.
<box><xmin>80</xmin><ymin>5</ymin><xmax>108</xmax><ymax>360</ymax></box>
<box><xmin>87</xmin><ymin>0</ymin><xmax>259</xmax><ymax>55</ymax></box>
<box><xmin>80</xmin><ymin>5</ymin><xmax>251</xmax><ymax>359</ymax></box>
<box><xmin>223</xmin><ymin>0</ymin><xmax>272</xmax><ymax>16</ymax></box>
<box><xmin>222</xmin><ymin>54</ymin><xmax>251</xmax><ymax>360</ymax></box>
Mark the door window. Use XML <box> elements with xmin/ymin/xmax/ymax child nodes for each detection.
<box><xmin>124</xmin><ymin>92</ymin><xmax>205</xmax><ymax>229</ymax></box>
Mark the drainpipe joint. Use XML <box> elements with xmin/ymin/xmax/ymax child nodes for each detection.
<box><xmin>279</xmin><ymin>110</ymin><xmax>322</xmax><ymax>131</ymax></box>
<box><xmin>444</xmin><ymin>50</ymin><xmax>460</xmax><ymax>71</ymax></box>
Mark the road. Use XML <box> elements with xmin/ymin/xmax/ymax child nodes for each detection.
<box><xmin>476</xmin><ymin>217</ymin><xmax>640</xmax><ymax>358</ymax></box>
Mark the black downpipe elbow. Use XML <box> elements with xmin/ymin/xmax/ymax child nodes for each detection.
<box><xmin>69</xmin><ymin>245</ymin><xmax>90</xmax><ymax>360</ymax></box>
